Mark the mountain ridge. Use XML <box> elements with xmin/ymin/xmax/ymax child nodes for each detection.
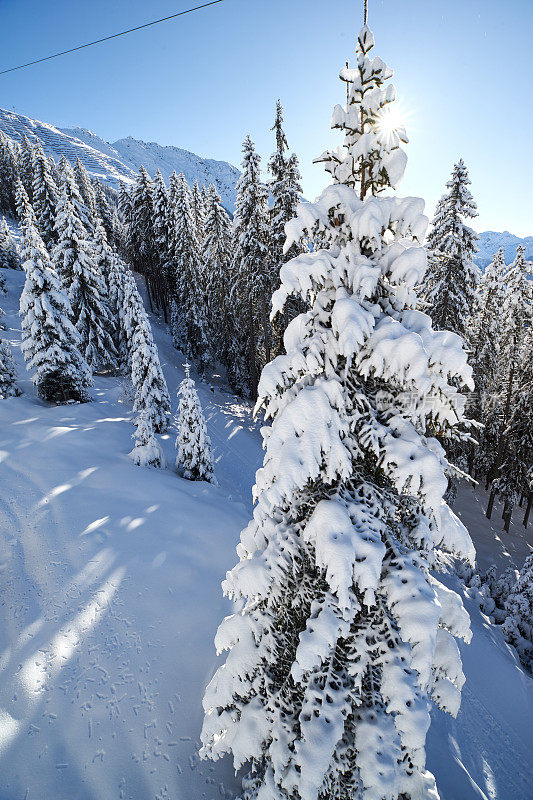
<box><xmin>0</xmin><ymin>108</ymin><xmax>240</xmax><ymax>209</ymax></box>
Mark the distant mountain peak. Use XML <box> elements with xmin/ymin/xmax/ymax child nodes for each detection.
<box><xmin>475</xmin><ymin>230</ymin><xmax>533</xmax><ymax>268</ymax></box>
<box><xmin>0</xmin><ymin>107</ymin><xmax>240</xmax><ymax>209</ymax></box>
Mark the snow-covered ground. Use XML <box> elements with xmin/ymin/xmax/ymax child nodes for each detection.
<box><xmin>0</xmin><ymin>266</ymin><xmax>531</xmax><ymax>800</ymax></box>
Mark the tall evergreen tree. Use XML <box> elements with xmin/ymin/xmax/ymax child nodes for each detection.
<box><xmin>16</xmin><ymin>179</ymin><xmax>38</xmax><ymax>261</ymax></box>
<box><xmin>129</xmin><ymin>299</ymin><xmax>171</xmax><ymax>433</ymax></box>
<box><xmin>18</xmin><ymin>134</ymin><xmax>35</xmax><ymax>204</ymax></box>
<box><xmin>32</xmin><ymin>144</ymin><xmax>58</xmax><ymax>248</ymax></box>
<box><xmin>0</xmin><ymin>132</ymin><xmax>20</xmax><ymax>216</ymax></box>
<box><xmin>469</xmin><ymin>248</ymin><xmax>507</xmax><ymax>421</ymax></box>
<box><xmin>94</xmin><ymin>180</ymin><xmax>114</xmax><ymax>244</ymax></box>
<box><xmin>169</xmin><ymin>172</ymin><xmax>208</xmax><ymax>366</ymax></box>
<box><xmin>53</xmin><ymin>185</ymin><xmax>116</xmax><ymax>371</ymax></box>
<box><xmin>151</xmin><ymin>169</ymin><xmax>171</xmax><ymax>317</ymax></box>
<box><xmin>107</xmin><ymin>253</ymin><xmax>131</xmax><ymax>371</ymax></box>
<box><xmin>268</xmin><ymin>100</ymin><xmax>303</xmax><ymax>354</ymax></box>
<box><xmin>129</xmin><ymin>166</ymin><xmax>159</xmax><ymax>310</ymax></box>
<box><xmin>421</xmin><ymin>160</ymin><xmax>479</xmax><ymax>338</ymax></box>
<box><xmin>0</xmin><ymin>217</ymin><xmax>21</xmax><ymax>270</ymax></box>
<box><xmin>201</xmin><ymin>24</ymin><xmax>474</xmax><ymax>800</ymax></box>
<box><xmin>118</xmin><ymin>183</ymin><xmax>132</xmax><ymax>229</ymax></box>
<box><xmin>19</xmin><ymin>217</ymin><xmax>91</xmax><ymax>402</ymax></box>
<box><xmin>486</xmin><ymin>246</ymin><xmax>533</xmax><ymax>521</ymax></box>
<box><xmin>203</xmin><ymin>185</ymin><xmax>233</xmax><ymax>367</ymax></box>
<box><xmin>191</xmin><ymin>179</ymin><xmax>206</xmax><ymax>241</ymax></box>
<box><xmin>56</xmin><ymin>157</ymin><xmax>95</xmax><ymax>235</ymax></box>
<box><xmin>152</xmin><ymin>169</ymin><xmax>170</xmax><ymax>256</ymax></box>
<box><xmin>130</xmin><ymin>167</ymin><xmax>154</xmax><ymax>269</ymax></box>
<box><xmin>496</xmin><ymin>328</ymin><xmax>533</xmax><ymax>529</ymax></box>
<box><xmin>230</xmin><ymin>136</ymin><xmax>269</xmax><ymax>395</ymax></box>
<box><xmin>74</xmin><ymin>157</ymin><xmax>97</xmax><ymax>222</ymax></box>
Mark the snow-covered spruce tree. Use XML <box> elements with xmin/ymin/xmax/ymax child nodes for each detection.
<box><xmin>468</xmin><ymin>248</ymin><xmax>507</xmax><ymax>422</ymax></box>
<box><xmin>191</xmin><ymin>179</ymin><xmax>206</xmax><ymax>241</ymax></box>
<box><xmin>490</xmin><ymin>565</ymin><xmax>520</xmax><ymax>623</ymax></box>
<box><xmin>53</xmin><ymin>185</ymin><xmax>117</xmax><ymax>372</ymax></box>
<box><xmin>32</xmin><ymin>144</ymin><xmax>58</xmax><ymax>248</ymax></box>
<box><xmin>201</xmin><ymin>25</ymin><xmax>474</xmax><ymax>800</ymax></box>
<box><xmin>421</xmin><ymin>160</ymin><xmax>479</xmax><ymax>339</ymax></box>
<box><xmin>19</xmin><ymin>216</ymin><xmax>91</xmax><ymax>402</ymax></box>
<box><xmin>169</xmin><ymin>172</ymin><xmax>209</xmax><ymax>367</ymax></box>
<box><xmin>268</xmin><ymin>100</ymin><xmax>303</xmax><ymax>355</ymax></box>
<box><xmin>106</xmin><ymin>253</ymin><xmax>131</xmax><ymax>370</ymax></box>
<box><xmin>503</xmin><ymin>554</ymin><xmax>533</xmax><ymax>672</ymax></box>
<box><xmin>94</xmin><ymin>180</ymin><xmax>114</xmax><ymax>245</ymax></box>
<box><xmin>175</xmin><ymin>363</ymin><xmax>216</xmax><ymax>483</ymax></box>
<box><xmin>151</xmin><ymin>169</ymin><xmax>171</xmax><ymax>317</ymax></box>
<box><xmin>0</xmin><ymin>337</ymin><xmax>21</xmax><ymax>398</ymax></box>
<box><xmin>203</xmin><ymin>184</ymin><xmax>233</xmax><ymax>365</ymax></box>
<box><xmin>56</xmin><ymin>157</ymin><xmax>95</xmax><ymax>237</ymax></box>
<box><xmin>18</xmin><ymin>134</ymin><xmax>35</xmax><ymax>205</ymax></box>
<box><xmin>486</xmin><ymin>246</ymin><xmax>532</xmax><ymax>520</ymax></box>
<box><xmin>92</xmin><ymin>219</ymin><xmax>114</xmax><ymax>288</ymax></box>
<box><xmin>129</xmin><ymin>167</ymin><xmax>157</xmax><ymax>300</ymax></box>
<box><xmin>0</xmin><ymin>132</ymin><xmax>20</xmax><ymax>217</ymax></box>
<box><xmin>129</xmin><ymin>408</ymin><xmax>166</xmax><ymax>468</ymax></box>
<box><xmin>117</xmin><ymin>182</ymin><xmax>132</xmax><ymax>257</ymax></box>
<box><xmin>0</xmin><ymin>216</ymin><xmax>21</xmax><ymax>270</ymax></box>
<box><xmin>48</xmin><ymin>154</ymin><xmax>61</xmax><ymax>190</ymax></box>
<box><xmin>15</xmin><ymin>178</ymin><xmax>37</xmax><ymax>246</ymax></box>
<box><xmin>230</xmin><ymin>136</ymin><xmax>270</xmax><ymax>396</ymax></box>
<box><xmin>128</xmin><ymin>298</ymin><xmax>171</xmax><ymax>433</ymax></box>
<box><xmin>152</xmin><ymin>169</ymin><xmax>170</xmax><ymax>254</ymax></box>
<box><xmin>74</xmin><ymin>157</ymin><xmax>97</xmax><ymax>222</ymax></box>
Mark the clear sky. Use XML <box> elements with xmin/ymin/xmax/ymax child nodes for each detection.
<box><xmin>1</xmin><ymin>0</ymin><xmax>531</xmax><ymax>235</ymax></box>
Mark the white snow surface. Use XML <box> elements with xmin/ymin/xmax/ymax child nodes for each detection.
<box><xmin>0</xmin><ymin>261</ymin><xmax>531</xmax><ymax>800</ymax></box>
<box><xmin>0</xmin><ymin>108</ymin><xmax>240</xmax><ymax>209</ymax></box>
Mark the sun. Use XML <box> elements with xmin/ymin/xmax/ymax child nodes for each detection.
<box><xmin>375</xmin><ymin>100</ymin><xmax>410</xmax><ymax>141</ymax></box>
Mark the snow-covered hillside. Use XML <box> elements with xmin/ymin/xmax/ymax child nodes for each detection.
<box><xmin>0</xmin><ymin>108</ymin><xmax>137</xmax><ymax>188</ymax></box>
<box><xmin>475</xmin><ymin>230</ymin><xmax>533</xmax><ymax>268</ymax></box>
<box><xmin>63</xmin><ymin>128</ymin><xmax>240</xmax><ymax>211</ymax></box>
<box><xmin>0</xmin><ymin>108</ymin><xmax>240</xmax><ymax>209</ymax></box>
<box><xmin>0</xmin><ymin>259</ymin><xmax>531</xmax><ymax>800</ymax></box>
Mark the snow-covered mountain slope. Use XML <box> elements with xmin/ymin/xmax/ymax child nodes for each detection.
<box><xmin>0</xmin><ymin>108</ymin><xmax>137</xmax><ymax>188</ymax></box>
<box><xmin>475</xmin><ymin>230</ymin><xmax>533</xmax><ymax>268</ymax></box>
<box><xmin>0</xmin><ymin>108</ymin><xmax>240</xmax><ymax>208</ymax></box>
<box><xmin>0</xmin><ymin>248</ymin><xmax>532</xmax><ymax>799</ymax></box>
<box><xmin>63</xmin><ymin>128</ymin><xmax>240</xmax><ymax>211</ymax></box>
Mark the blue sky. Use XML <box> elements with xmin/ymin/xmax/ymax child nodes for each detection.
<box><xmin>1</xmin><ymin>0</ymin><xmax>531</xmax><ymax>235</ymax></box>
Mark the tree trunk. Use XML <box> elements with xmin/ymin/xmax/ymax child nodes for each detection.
<box><xmin>248</xmin><ymin>298</ymin><xmax>258</xmax><ymax>398</ymax></box>
<box><xmin>145</xmin><ymin>273</ymin><xmax>154</xmax><ymax>312</ymax></box>
<box><xmin>524</xmin><ymin>493</ymin><xmax>532</xmax><ymax>528</ymax></box>
<box><xmin>486</xmin><ymin>488</ymin><xmax>497</xmax><ymax>520</ymax></box>
<box><xmin>504</xmin><ymin>506</ymin><xmax>512</xmax><ymax>533</ymax></box>
<box><xmin>261</xmin><ymin>289</ymin><xmax>271</xmax><ymax>367</ymax></box>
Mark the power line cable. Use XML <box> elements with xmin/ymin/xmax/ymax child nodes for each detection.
<box><xmin>0</xmin><ymin>1</ymin><xmax>223</xmax><ymax>76</ymax></box>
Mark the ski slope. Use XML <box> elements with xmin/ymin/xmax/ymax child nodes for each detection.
<box><xmin>0</xmin><ymin>263</ymin><xmax>531</xmax><ymax>800</ymax></box>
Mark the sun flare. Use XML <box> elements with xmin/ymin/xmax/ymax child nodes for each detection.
<box><xmin>375</xmin><ymin>101</ymin><xmax>410</xmax><ymax>140</ymax></box>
